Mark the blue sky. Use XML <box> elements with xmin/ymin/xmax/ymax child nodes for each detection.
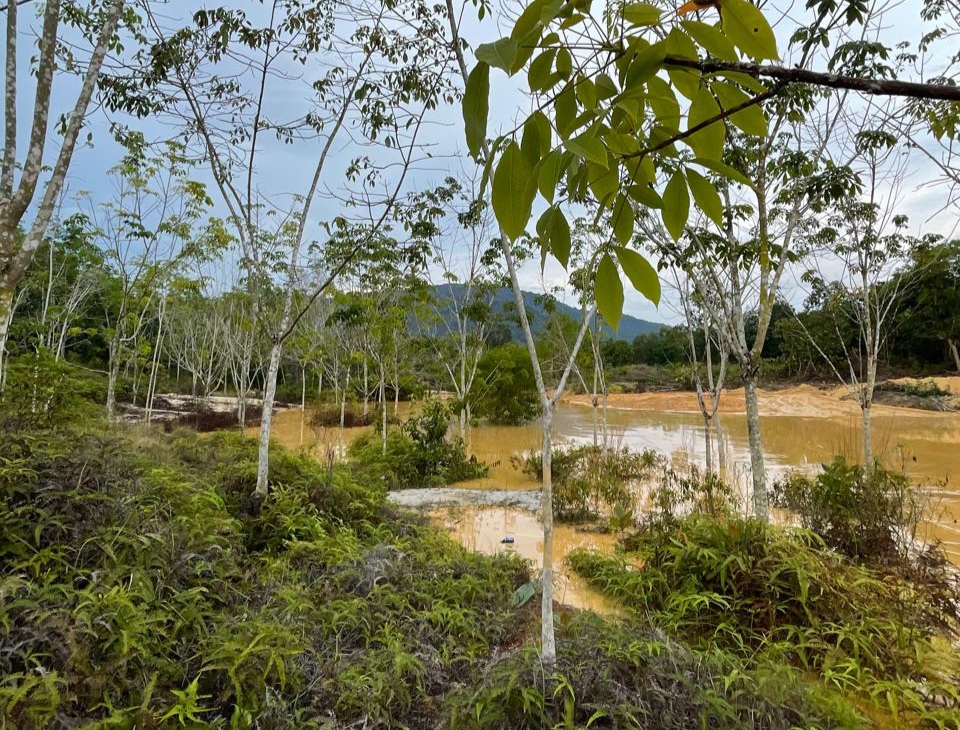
<box><xmin>12</xmin><ymin>0</ymin><xmax>960</xmax><ymax>329</ymax></box>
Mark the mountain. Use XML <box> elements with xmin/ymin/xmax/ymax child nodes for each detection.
<box><xmin>428</xmin><ymin>285</ymin><xmax>663</xmax><ymax>342</ymax></box>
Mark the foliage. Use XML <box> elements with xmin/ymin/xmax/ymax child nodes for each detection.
<box><xmin>349</xmin><ymin>401</ymin><xmax>488</xmax><ymax>489</ymax></box>
<box><xmin>448</xmin><ymin>612</ymin><xmax>865</xmax><ymax>730</ymax></box>
<box><xmin>473</xmin><ymin>343</ymin><xmax>539</xmax><ymax>425</ymax></box>
<box><xmin>514</xmin><ymin>445</ymin><xmax>660</xmax><ymax>521</ymax></box>
<box><xmin>570</xmin><ymin>515</ymin><xmax>960</xmax><ymax>727</ymax></box>
<box><xmin>772</xmin><ymin>457</ymin><xmax>922</xmax><ymax>566</ymax></box>
<box><xmin>0</xmin><ymin>352</ymin><xmax>100</xmax><ymax>430</ymax></box>
<box><xmin>0</xmin><ymin>421</ymin><xmax>527</xmax><ymax>730</ymax></box>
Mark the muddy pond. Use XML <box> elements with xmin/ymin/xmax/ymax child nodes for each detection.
<box><xmin>257</xmin><ymin>381</ymin><xmax>960</xmax><ymax>610</ymax></box>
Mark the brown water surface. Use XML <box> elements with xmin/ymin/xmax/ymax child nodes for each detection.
<box><xmin>258</xmin><ymin>384</ymin><xmax>960</xmax><ymax>608</ymax></box>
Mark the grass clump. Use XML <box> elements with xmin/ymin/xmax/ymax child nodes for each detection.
<box><xmin>0</xmin><ymin>420</ymin><xmax>527</xmax><ymax>730</ymax></box>
<box><xmin>514</xmin><ymin>445</ymin><xmax>661</xmax><ymax>522</ymax></box>
<box><xmin>448</xmin><ymin>612</ymin><xmax>865</xmax><ymax>730</ymax></box>
<box><xmin>349</xmin><ymin>400</ymin><xmax>487</xmax><ymax>489</ymax></box>
<box><xmin>569</xmin><ymin>515</ymin><xmax>960</xmax><ymax>728</ymax></box>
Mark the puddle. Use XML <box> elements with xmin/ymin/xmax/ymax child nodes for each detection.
<box><xmin>429</xmin><ymin>505</ymin><xmax>619</xmax><ymax>614</ymax></box>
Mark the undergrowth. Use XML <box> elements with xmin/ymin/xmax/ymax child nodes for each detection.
<box><xmin>569</xmin><ymin>515</ymin><xmax>960</xmax><ymax>728</ymax></box>
<box><xmin>0</xmin><ymin>424</ymin><xmax>526</xmax><ymax>729</ymax></box>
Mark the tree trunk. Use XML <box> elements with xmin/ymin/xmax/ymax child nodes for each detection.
<box><xmin>540</xmin><ymin>407</ymin><xmax>556</xmax><ymax>663</ymax></box>
<box><xmin>949</xmin><ymin>339</ymin><xmax>960</xmax><ymax>373</ymax></box>
<box><xmin>254</xmin><ymin>340</ymin><xmax>283</xmax><ymax>501</ymax></box>
<box><xmin>362</xmin><ymin>358</ymin><xmax>369</xmax><ymax>417</ymax></box>
<box><xmin>742</xmin><ymin>373</ymin><xmax>767</xmax><ymax>521</ymax></box>
<box><xmin>300</xmin><ymin>365</ymin><xmax>306</xmax><ymax>447</ymax></box>
<box><xmin>703</xmin><ymin>413</ymin><xmax>713</xmax><ymax>476</ymax></box>
<box><xmin>862</xmin><ymin>400</ymin><xmax>873</xmax><ymax>475</ymax></box>
<box><xmin>0</xmin><ymin>284</ymin><xmax>12</xmax><ymax>392</ymax></box>
<box><xmin>381</xmin><ymin>373</ymin><xmax>388</xmax><ymax>456</ymax></box>
<box><xmin>106</xmin><ymin>340</ymin><xmax>120</xmax><ymax>422</ymax></box>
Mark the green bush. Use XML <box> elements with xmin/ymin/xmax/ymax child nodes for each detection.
<box><xmin>473</xmin><ymin>343</ymin><xmax>539</xmax><ymax>425</ymax></box>
<box><xmin>514</xmin><ymin>445</ymin><xmax>661</xmax><ymax>521</ymax></box>
<box><xmin>771</xmin><ymin>457</ymin><xmax>920</xmax><ymax>566</ymax></box>
<box><xmin>569</xmin><ymin>515</ymin><xmax>960</xmax><ymax>726</ymax></box>
<box><xmin>0</xmin><ymin>353</ymin><xmax>100</xmax><ymax>429</ymax></box>
<box><xmin>0</xmin><ymin>422</ymin><xmax>527</xmax><ymax>730</ymax></box>
<box><xmin>448</xmin><ymin>613</ymin><xmax>865</xmax><ymax>730</ymax></box>
<box><xmin>348</xmin><ymin>400</ymin><xmax>487</xmax><ymax>489</ymax></box>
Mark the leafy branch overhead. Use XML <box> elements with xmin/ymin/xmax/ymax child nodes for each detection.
<box><xmin>461</xmin><ymin>0</ymin><xmax>960</xmax><ymax>329</ymax></box>
<box><xmin>462</xmin><ymin>0</ymin><xmax>781</xmax><ymax>327</ymax></box>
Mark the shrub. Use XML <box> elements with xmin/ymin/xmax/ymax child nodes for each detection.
<box><xmin>473</xmin><ymin>343</ymin><xmax>539</xmax><ymax>425</ymax></box>
<box><xmin>0</xmin><ymin>421</ymin><xmax>528</xmax><ymax>730</ymax></box>
<box><xmin>348</xmin><ymin>400</ymin><xmax>487</xmax><ymax>489</ymax></box>
<box><xmin>771</xmin><ymin>457</ymin><xmax>921</xmax><ymax>566</ymax></box>
<box><xmin>0</xmin><ymin>353</ymin><xmax>99</xmax><ymax>430</ymax></box>
<box><xmin>569</xmin><ymin>515</ymin><xmax>960</xmax><ymax>726</ymax></box>
<box><xmin>515</xmin><ymin>445</ymin><xmax>661</xmax><ymax>521</ymax></box>
<box><xmin>448</xmin><ymin>613</ymin><xmax>865</xmax><ymax>730</ymax></box>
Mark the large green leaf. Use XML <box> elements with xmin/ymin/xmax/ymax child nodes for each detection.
<box><xmin>686</xmin><ymin>86</ymin><xmax>725</xmax><ymax>160</ymax></box>
<box><xmin>622</xmin><ymin>2</ymin><xmax>661</xmax><ymax>26</ymax></box>
<box><xmin>538</xmin><ymin>148</ymin><xmax>565</xmax><ymax>204</ymax></box>
<box><xmin>681</xmin><ymin>20</ymin><xmax>738</xmax><ymax>61</ymax></box>
<box><xmin>565</xmin><ymin>128</ymin><xmax>608</xmax><ymax>167</ymax></box>
<box><xmin>463</xmin><ymin>63</ymin><xmax>489</xmax><ymax>159</ymax></box>
<box><xmin>661</xmin><ymin>171</ymin><xmax>689</xmax><ymax>241</ymax></box>
<box><xmin>615</xmin><ymin>246</ymin><xmax>660</xmax><ymax>305</ymax></box>
<box><xmin>713</xmin><ymin>81</ymin><xmax>768</xmax><ymax>137</ymax></box>
<box><xmin>596</xmin><ymin>253</ymin><xmax>624</xmax><ymax>331</ymax></box>
<box><xmin>492</xmin><ymin>141</ymin><xmax>535</xmax><ymax>240</ymax></box>
<box><xmin>475</xmin><ymin>38</ymin><xmax>519</xmax><ymax>72</ymax></box>
<box><xmin>687</xmin><ymin>169</ymin><xmax>724</xmax><ymax>227</ymax></box>
<box><xmin>721</xmin><ymin>0</ymin><xmax>779</xmax><ymax>61</ymax></box>
<box><xmin>549</xmin><ymin>206</ymin><xmax>572</xmax><ymax>268</ymax></box>
<box><xmin>528</xmin><ymin>49</ymin><xmax>558</xmax><ymax>92</ymax></box>
<box><xmin>611</xmin><ymin>194</ymin><xmax>635</xmax><ymax>245</ymax></box>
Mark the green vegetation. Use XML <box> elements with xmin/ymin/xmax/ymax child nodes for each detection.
<box><xmin>514</xmin><ymin>445</ymin><xmax>660</xmax><ymax>522</ymax></box>
<box><xmin>0</xmin><ymin>420</ymin><xmax>525</xmax><ymax>729</ymax></box>
<box><xmin>569</xmin><ymin>465</ymin><xmax>960</xmax><ymax>729</ymax></box>
<box><xmin>349</xmin><ymin>400</ymin><xmax>488</xmax><ymax>489</ymax></box>
<box><xmin>473</xmin><ymin>343</ymin><xmax>539</xmax><ymax>425</ymax></box>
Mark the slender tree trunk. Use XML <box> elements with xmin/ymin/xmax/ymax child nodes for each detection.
<box><xmin>742</xmin><ymin>372</ymin><xmax>767</xmax><ymax>520</ymax></box>
<box><xmin>949</xmin><ymin>339</ymin><xmax>960</xmax><ymax>373</ymax></box>
<box><xmin>862</xmin><ymin>399</ymin><xmax>873</xmax><ymax>474</ymax></box>
<box><xmin>340</xmin><ymin>370</ymin><xmax>350</xmax><ymax>433</ymax></box>
<box><xmin>381</xmin><ymin>370</ymin><xmax>388</xmax><ymax>456</ymax></box>
<box><xmin>591</xmin><ymin>359</ymin><xmax>599</xmax><ymax>448</ymax></box>
<box><xmin>362</xmin><ymin>358</ymin><xmax>369</xmax><ymax>417</ymax></box>
<box><xmin>703</xmin><ymin>409</ymin><xmax>713</xmax><ymax>476</ymax></box>
<box><xmin>300</xmin><ymin>365</ymin><xmax>306</xmax><ymax>447</ymax></box>
<box><xmin>0</xmin><ymin>284</ymin><xmax>12</xmax><ymax>392</ymax></box>
<box><xmin>106</xmin><ymin>339</ymin><xmax>120</xmax><ymax>422</ymax></box>
<box><xmin>540</xmin><ymin>406</ymin><xmax>556</xmax><ymax>661</ymax></box>
<box><xmin>254</xmin><ymin>340</ymin><xmax>283</xmax><ymax>501</ymax></box>
<box><xmin>145</xmin><ymin>299</ymin><xmax>165</xmax><ymax>425</ymax></box>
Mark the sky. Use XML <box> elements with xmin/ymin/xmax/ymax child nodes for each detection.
<box><xmin>10</xmin><ymin>0</ymin><xmax>960</xmax><ymax>329</ymax></box>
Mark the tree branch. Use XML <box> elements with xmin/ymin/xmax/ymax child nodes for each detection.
<box><xmin>665</xmin><ymin>55</ymin><xmax>960</xmax><ymax>102</ymax></box>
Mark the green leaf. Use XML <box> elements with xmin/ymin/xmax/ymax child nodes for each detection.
<box><xmin>555</xmin><ymin>84</ymin><xmax>577</xmax><ymax>137</ymax></box>
<box><xmin>681</xmin><ymin>20</ymin><xmax>738</xmax><ymax>61</ymax></box>
<box><xmin>611</xmin><ymin>194</ymin><xmax>635</xmax><ymax>245</ymax></box>
<box><xmin>492</xmin><ymin>141</ymin><xmax>535</xmax><ymax>240</ymax></box>
<box><xmin>691</xmin><ymin>157</ymin><xmax>754</xmax><ymax>188</ymax></box>
<box><xmin>686</xmin><ymin>86</ymin><xmax>725</xmax><ymax>160</ymax></box>
<box><xmin>565</xmin><ymin>129</ymin><xmax>608</xmax><ymax>167</ymax></box>
<box><xmin>549</xmin><ymin>206</ymin><xmax>572</xmax><ymax>267</ymax></box>
<box><xmin>576</xmin><ymin>76</ymin><xmax>598</xmax><ymax>110</ymax></box>
<box><xmin>588</xmin><ymin>161</ymin><xmax>619</xmax><ymax>206</ymax></box>
<box><xmin>713</xmin><ymin>81</ymin><xmax>768</xmax><ymax>136</ymax></box>
<box><xmin>556</xmin><ymin>46</ymin><xmax>573</xmax><ymax>78</ymax></box>
<box><xmin>475</xmin><ymin>38</ymin><xmax>519</xmax><ymax>72</ymax></box>
<box><xmin>625</xmin><ymin>40</ymin><xmax>666</xmax><ymax>87</ymax></box>
<box><xmin>647</xmin><ymin>76</ymin><xmax>680</xmax><ymax>131</ymax></box>
<box><xmin>661</xmin><ymin>171</ymin><xmax>689</xmax><ymax>240</ymax></box>
<box><xmin>622</xmin><ymin>2</ymin><xmax>661</xmax><ymax>26</ymax></box>
<box><xmin>721</xmin><ymin>0</ymin><xmax>779</xmax><ymax>61</ymax></box>
<box><xmin>538</xmin><ymin>148</ymin><xmax>565</xmax><ymax>204</ymax></box>
<box><xmin>463</xmin><ymin>63</ymin><xmax>489</xmax><ymax>158</ymax></box>
<box><xmin>596</xmin><ymin>253</ymin><xmax>624</xmax><ymax>331</ymax></box>
<box><xmin>615</xmin><ymin>246</ymin><xmax>661</xmax><ymax>305</ymax></box>
<box><xmin>522</xmin><ymin>112</ymin><xmax>550</xmax><ymax>166</ymax></box>
<box><xmin>687</xmin><ymin>169</ymin><xmax>724</xmax><ymax>227</ymax></box>
<box><xmin>528</xmin><ymin>49</ymin><xmax>557</xmax><ymax>92</ymax></box>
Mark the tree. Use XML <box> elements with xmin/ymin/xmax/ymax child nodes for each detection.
<box><xmin>898</xmin><ymin>240</ymin><xmax>960</xmax><ymax>372</ymax></box>
<box><xmin>0</xmin><ymin>0</ymin><xmax>125</xmax><ymax>382</ymax></box>
<box><xmin>127</xmin><ymin>0</ymin><xmax>459</xmax><ymax>502</ymax></box>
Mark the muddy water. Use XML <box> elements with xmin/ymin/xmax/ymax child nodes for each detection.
<box><xmin>429</xmin><ymin>506</ymin><xmax>619</xmax><ymax>614</ymax></box>
<box><xmin>259</xmin><ymin>385</ymin><xmax>960</xmax><ymax>609</ymax></box>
